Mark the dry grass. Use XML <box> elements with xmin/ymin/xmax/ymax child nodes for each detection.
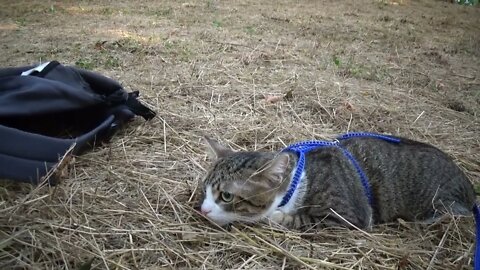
<box><xmin>1</xmin><ymin>0</ymin><xmax>479</xmax><ymax>269</ymax></box>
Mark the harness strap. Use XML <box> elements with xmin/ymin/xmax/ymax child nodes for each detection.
<box><xmin>279</xmin><ymin>132</ymin><xmax>400</xmax><ymax>208</ymax></box>
<box><xmin>339</xmin><ymin>147</ymin><xmax>374</xmax><ymax>206</ymax></box>
<box><xmin>474</xmin><ymin>204</ymin><xmax>480</xmax><ymax>270</ymax></box>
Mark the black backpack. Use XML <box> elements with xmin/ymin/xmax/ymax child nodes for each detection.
<box><xmin>0</xmin><ymin>61</ymin><xmax>156</xmax><ymax>184</ymax></box>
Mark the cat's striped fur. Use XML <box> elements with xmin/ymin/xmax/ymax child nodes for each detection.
<box><xmin>199</xmin><ymin>135</ymin><xmax>476</xmax><ymax>229</ymax></box>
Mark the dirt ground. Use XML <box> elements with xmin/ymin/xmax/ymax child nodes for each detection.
<box><xmin>1</xmin><ymin>0</ymin><xmax>479</xmax><ymax>269</ymax></box>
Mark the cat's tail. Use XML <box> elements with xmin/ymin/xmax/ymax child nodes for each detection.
<box><xmin>473</xmin><ymin>204</ymin><xmax>480</xmax><ymax>270</ymax></box>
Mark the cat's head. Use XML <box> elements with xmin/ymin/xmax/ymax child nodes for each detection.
<box><xmin>199</xmin><ymin>137</ymin><xmax>291</xmax><ymax>226</ymax></box>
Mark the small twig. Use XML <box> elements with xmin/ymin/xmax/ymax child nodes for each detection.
<box><xmin>426</xmin><ymin>222</ymin><xmax>452</xmax><ymax>270</ymax></box>
<box><xmin>451</xmin><ymin>72</ymin><xmax>475</xmax><ymax>80</ymax></box>
<box><xmin>330</xmin><ymin>208</ymin><xmax>375</xmax><ymax>240</ymax></box>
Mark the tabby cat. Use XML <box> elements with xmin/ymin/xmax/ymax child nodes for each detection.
<box><xmin>199</xmin><ymin>134</ymin><xmax>476</xmax><ymax>229</ymax></box>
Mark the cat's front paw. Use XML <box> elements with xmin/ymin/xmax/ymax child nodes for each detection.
<box><xmin>270</xmin><ymin>210</ymin><xmax>293</xmax><ymax>227</ymax></box>
<box><xmin>270</xmin><ymin>210</ymin><xmax>284</xmax><ymax>223</ymax></box>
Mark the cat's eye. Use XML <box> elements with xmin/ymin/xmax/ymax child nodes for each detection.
<box><xmin>220</xmin><ymin>192</ymin><xmax>234</xmax><ymax>202</ymax></box>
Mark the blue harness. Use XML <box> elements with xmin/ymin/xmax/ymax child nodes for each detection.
<box><xmin>279</xmin><ymin>132</ymin><xmax>400</xmax><ymax>207</ymax></box>
<box><xmin>280</xmin><ymin>132</ymin><xmax>480</xmax><ymax>270</ymax></box>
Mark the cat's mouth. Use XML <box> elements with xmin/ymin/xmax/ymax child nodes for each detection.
<box><xmin>198</xmin><ymin>205</ymin><xmax>263</xmax><ymax>226</ymax></box>
<box><xmin>199</xmin><ymin>207</ymin><xmax>281</xmax><ymax>228</ymax></box>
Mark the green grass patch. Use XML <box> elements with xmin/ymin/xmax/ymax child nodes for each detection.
<box><xmin>212</xmin><ymin>19</ymin><xmax>222</xmax><ymax>28</ymax></box>
<box><xmin>75</xmin><ymin>58</ymin><xmax>96</xmax><ymax>70</ymax></box>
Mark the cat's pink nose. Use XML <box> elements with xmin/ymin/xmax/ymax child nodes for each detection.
<box><xmin>200</xmin><ymin>206</ymin><xmax>211</xmax><ymax>215</ymax></box>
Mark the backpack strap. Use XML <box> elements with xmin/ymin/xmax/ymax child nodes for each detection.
<box><xmin>0</xmin><ymin>153</ymin><xmax>57</xmax><ymax>184</ymax></box>
<box><xmin>125</xmin><ymin>91</ymin><xmax>156</xmax><ymax>120</ymax></box>
<box><xmin>0</xmin><ymin>115</ymin><xmax>117</xmax><ymax>184</ymax></box>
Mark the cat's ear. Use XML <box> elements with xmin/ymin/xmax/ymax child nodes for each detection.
<box><xmin>203</xmin><ymin>136</ymin><xmax>233</xmax><ymax>160</ymax></box>
<box><xmin>262</xmin><ymin>153</ymin><xmax>290</xmax><ymax>183</ymax></box>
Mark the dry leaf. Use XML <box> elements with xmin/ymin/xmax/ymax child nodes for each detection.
<box><xmin>343</xmin><ymin>100</ymin><xmax>355</xmax><ymax>110</ymax></box>
<box><xmin>94</xmin><ymin>41</ymin><xmax>107</xmax><ymax>50</ymax></box>
<box><xmin>284</xmin><ymin>89</ymin><xmax>294</xmax><ymax>100</ymax></box>
<box><xmin>265</xmin><ymin>90</ymin><xmax>294</xmax><ymax>104</ymax></box>
<box><xmin>182</xmin><ymin>3</ymin><xmax>196</xmax><ymax>8</ymax></box>
<box><xmin>397</xmin><ymin>254</ymin><xmax>410</xmax><ymax>269</ymax></box>
<box><xmin>264</xmin><ymin>95</ymin><xmax>284</xmax><ymax>104</ymax></box>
